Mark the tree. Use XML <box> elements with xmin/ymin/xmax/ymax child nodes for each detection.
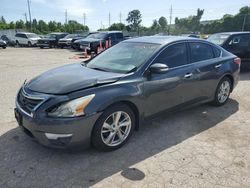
<box><xmin>158</xmin><ymin>16</ymin><xmax>167</xmax><ymax>32</ymax></box>
<box><xmin>150</xmin><ymin>19</ymin><xmax>160</xmax><ymax>33</ymax></box>
<box><xmin>109</xmin><ymin>23</ymin><xmax>126</xmax><ymax>31</ymax></box>
<box><xmin>126</xmin><ymin>9</ymin><xmax>142</xmax><ymax>33</ymax></box>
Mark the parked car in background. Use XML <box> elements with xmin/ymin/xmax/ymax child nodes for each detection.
<box><xmin>208</xmin><ymin>32</ymin><xmax>250</xmax><ymax>69</ymax></box>
<box><xmin>37</xmin><ymin>33</ymin><xmax>68</xmax><ymax>48</ymax></box>
<box><xmin>71</xmin><ymin>32</ymin><xmax>97</xmax><ymax>48</ymax></box>
<box><xmin>181</xmin><ymin>34</ymin><xmax>200</xmax><ymax>38</ymax></box>
<box><xmin>15</xmin><ymin>32</ymin><xmax>41</xmax><ymax>47</ymax></box>
<box><xmin>1</xmin><ymin>35</ymin><xmax>16</xmax><ymax>46</ymax></box>
<box><xmin>15</xmin><ymin>36</ymin><xmax>240</xmax><ymax>151</ymax></box>
<box><xmin>58</xmin><ymin>34</ymin><xmax>87</xmax><ymax>48</ymax></box>
<box><xmin>73</xmin><ymin>31</ymin><xmax>124</xmax><ymax>53</ymax></box>
<box><xmin>0</xmin><ymin>39</ymin><xmax>7</xmax><ymax>49</ymax></box>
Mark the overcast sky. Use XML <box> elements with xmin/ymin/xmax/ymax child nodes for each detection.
<box><xmin>0</xmin><ymin>0</ymin><xmax>249</xmax><ymax>30</ymax></box>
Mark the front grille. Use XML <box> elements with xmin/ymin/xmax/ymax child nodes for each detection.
<box><xmin>17</xmin><ymin>88</ymin><xmax>44</xmax><ymax>116</ymax></box>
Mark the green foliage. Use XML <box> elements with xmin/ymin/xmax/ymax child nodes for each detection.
<box><xmin>201</xmin><ymin>6</ymin><xmax>250</xmax><ymax>34</ymax></box>
<box><xmin>126</xmin><ymin>9</ymin><xmax>142</xmax><ymax>32</ymax></box>
<box><xmin>158</xmin><ymin>16</ymin><xmax>168</xmax><ymax>31</ymax></box>
<box><xmin>108</xmin><ymin>23</ymin><xmax>126</xmax><ymax>31</ymax></box>
<box><xmin>174</xmin><ymin>8</ymin><xmax>204</xmax><ymax>34</ymax></box>
<box><xmin>0</xmin><ymin>17</ymin><xmax>89</xmax><ymax>34</ymax></box>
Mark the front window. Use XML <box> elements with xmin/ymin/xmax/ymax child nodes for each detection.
<box><xmin>207</xmin><ymin>34</ymin><xmax>230</xmax><ymax>45</ymax></box>
<box><xmin>87</xmin><ymin>42</ymin><xmax>160</xmax><ymax>73</ymax></box>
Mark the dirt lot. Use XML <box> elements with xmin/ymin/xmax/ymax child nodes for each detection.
<box><xmin>0</xmin><ymin>48</ymin><xmax>250</xmax><ymax>188</ymax></box>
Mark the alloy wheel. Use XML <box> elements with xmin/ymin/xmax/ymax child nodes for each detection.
<box><xmin>217</xmin><ymin>80</ymin><xmax>230</xmax><ymax>103</ymax></box>
<box><xmin>101</xmin><ymin>111</ymin><xmax>132</xmax><ymax>147</ymax></box>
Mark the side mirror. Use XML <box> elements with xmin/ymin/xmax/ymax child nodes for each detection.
<box><xmin>150</xmin><ymin>63</ymin><xmax>169</xmax><ymax>74</ymax></box>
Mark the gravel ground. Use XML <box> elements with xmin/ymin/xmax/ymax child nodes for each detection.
<box><xmin>0</xmin><ymin>48</ymin><xmax>250</xmax><ymax>188</ymax></box>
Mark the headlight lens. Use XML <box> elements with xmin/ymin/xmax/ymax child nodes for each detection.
<box><xmin>48</xmin><ymin>94</ymin><xmax>95</xmax><ymax>117</ymax></box>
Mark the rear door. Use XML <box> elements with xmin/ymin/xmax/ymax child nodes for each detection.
<box><xmin>188</xmin><ymin>42</ymin><xmax>223</xmax><ymax>99</ymax></box>
<box><xmin>143</xmin><ymin>42</ymin><xmax>199</xmax><ymax>117</ymax></box>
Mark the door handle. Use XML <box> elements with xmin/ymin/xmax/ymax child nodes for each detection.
<box><xmin>215</xmin><ymin>64</ymin><xmax>222</xmax><ymax>69</ymax></box>
<box><xmin>184</xmin><ymin>73</ymin><xmax>193</xmax><ymax>78</ymax></box>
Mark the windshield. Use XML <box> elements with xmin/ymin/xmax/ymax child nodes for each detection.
<box><xmin>64</xmin><ymin>34</ymin><xmax>77</xmax><ymax>39</ymax></box>
<box><xmin>26</xmin><ymin>33</ymin><xmax>39</xmax><ymax>38</ymax></box>
<box><xmin>207</xmin><ymin>33</ymin><xmax>230</xmax><ymax>45</ymax></box>
<box><xmin>87</xmin><ymin>42</ymin><xmax>160</xmax><ymax>73</ymax></box>
<box><xmin>86</xmin><ymin>33</ymin><xmax>107</xmax><ymax>39</ymax></box>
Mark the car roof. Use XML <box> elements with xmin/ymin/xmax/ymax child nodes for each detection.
<box><xmin>215</xmin><ymin>31</ymin><xmax>250</xmax><ymax>35</ymax></box>
<box><xmin>124</xmin><ymin>36</ymin><xmax>205</xmax><ymax>45</ymax></box>
<box><xmin>16</xmin><ymin>32</ymin><xmax>37</xmax><ymax>35</ymax></box>
<box><xmin>50</xmin><ymin>32</ymin><xmax>68</xmax><ymax>35</ymax></box>
<box><xmin>99</xmin><ymin>31</ymin><xmax>122</xmax><ymax>34</ymax></box>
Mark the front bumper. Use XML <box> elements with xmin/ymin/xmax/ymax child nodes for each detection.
<box><xmin>15</xmin><ymin>107</ymin><xmax>101</xmax><ymax>149</ymax></box>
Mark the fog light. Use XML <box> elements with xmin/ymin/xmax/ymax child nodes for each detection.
<box><xmin>45</xmin><ymin>133</ymin><xmax>72</xmax><ymax>140</ymax></box>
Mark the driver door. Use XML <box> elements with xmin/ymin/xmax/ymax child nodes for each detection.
<box><xmin>143</xmin><ymin>42</ymin><xmax>198</xmax><ymax>117</ymax></box>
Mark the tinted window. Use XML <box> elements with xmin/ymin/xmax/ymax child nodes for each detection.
<box><xmin>228</xmin><ymin>35</ymin><xmax>250</xmax><ymax>48</ymax></box>
<box><xmin>189</xmin><ymin>42</ymin><xmax>214</xmax><ymax>62</ymax></box>
<box><xmin>213</xmin><ymin>47</ymin><xmax>221</xmax><ymax>58</ymax></box>
<box><xmin>15</xmin><ymin>33</ymin><xmax>21</xmax><ymax>37</ymax></box>
<box><xmin>20</xmin><ymin>34</ymin><xmax>27</xmax><ymax>38</ymax></box>
<box><xmin>116</xmin><ymin>33</ymin><xmax>123</xmax><ymax>39</ymax></box>
<box><xmin>109</xmin><ymin>33</ymin><xmax>116</xmax><ymax>40</ymax></box>
<box><xmin>156</xmin><ymin>43</ymin><xmax>188</xmax><ymax>68</ymax></box>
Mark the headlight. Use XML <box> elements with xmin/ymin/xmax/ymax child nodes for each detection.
<box><xmin>48</xmin><ymin>94</ymin><xmax>95</xmax><ymax>117</ymax></box>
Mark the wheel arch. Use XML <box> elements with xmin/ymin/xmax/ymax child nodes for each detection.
<box><xmin>221</xmin><ymin>74</ymin><xmax>234</xmax><ymax>92</ymax></box>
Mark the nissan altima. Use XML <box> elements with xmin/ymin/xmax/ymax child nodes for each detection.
<box><xmin>15</xmin><ymin>36</ymin><xmax>240</xmax><ymax>151</ymax></box>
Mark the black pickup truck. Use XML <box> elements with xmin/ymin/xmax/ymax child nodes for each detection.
<box><xmin>72</xmin><ymin>31</ymin><xmax>124</xmax><ymax>53</ymax></box>
<box><xmin>37</xmin><ymin>33</ymin><xmax>68</xmax><ymax>48</ymax></box>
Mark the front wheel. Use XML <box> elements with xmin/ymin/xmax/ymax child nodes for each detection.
<box><xmin>212</xmin><ymin>77</ymin><xmax>232</xmax><ymax>106</ymax></box>
<box><xmin>91</xmin><ymin>104</ymin><xmax>135</xmax><ymax>151</ymax></box>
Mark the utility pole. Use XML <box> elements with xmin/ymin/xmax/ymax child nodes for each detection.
<box><xmin>242</xmin><ymin>14</ymin><xmax>247</xmax><ymax>31</ymax></box>
<box><xmin>23</xmin><ymin>13</ymin><xmax>28</xmax><ymax>23</ymax></box>
<box><xmin>27</xmin><ymin>0</ymin><xmax>32</xmax><ymax>31</ymax></box>
<box><xmin>65</xmin><ymin>9</ymin><xmax>68</xmax><ymax>24</ymax></box>
<box><xmin>169</xmin><ymin>5</ymin><xmax>172</xmax><ymax>35</ymax></box>
<box><xmin>109</xmin><ymin>12</ymin><xmax>111</xmax><ymax>27</ymax></box>
<box><xmin>119</xmin><ymin>12</ymin><xmax>122</xmax><ymax>23</ymax></box>
<box><xmin>83</xmin><ymin>13</ymin><xmax>86</xmax><ymax>26</ymax></box>
<box><xmin>100</xmin><ymin>21</ymin><xmax>103</xmax><ymax>30</ymax></box>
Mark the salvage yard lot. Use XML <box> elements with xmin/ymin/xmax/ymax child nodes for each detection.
<box><xmin>0</xmin><ymin>48</ymin><xmax>250</xmax><ymax>188</ymax></box>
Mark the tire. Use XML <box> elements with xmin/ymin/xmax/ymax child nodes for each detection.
<box><xmin>212</xmin><ymin>77</ymin><xmax>232</xmax><ymax>106</ymax></box>
<box><xmin>40</xmin><ymin>46</ymin><xmax>44</xmax><ymax>49</ymax></box>
<box><xmin>28</xmin><ymin>41</ymin><xmax>32</xmax><ymax>47</ymax></box>
<box><xmin>3</xmin><ymin>46</ymin><xmax>6</xmax><ymax>49</ymax></box>
<box><xmin>16</xmin><ymin>40</ymin><xmax>19</xmax><ymax>47</ymax></box>
<box><xmin>91</xmin><ymin>104</ymin><xmax>135</xmax><ymax>151</ymax></box>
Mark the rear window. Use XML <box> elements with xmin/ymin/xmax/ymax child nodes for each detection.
<box><xmin>189</xmin><ymin>42</ymin><xmax>214</xmax><ymax>62</ymax></box>
<box><xmin>208</xmin><ymin>34</ymin><xmax>230</xmax><ymax>45</ymax></box>
<box><xmin>213</xmin><ymin>47</ymin><xmax>221</xmax><ymax>58</ymax></box>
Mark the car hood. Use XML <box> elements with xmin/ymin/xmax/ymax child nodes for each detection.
<box><xmin>30</xmin><ymin>37</ymin><xmax>41</xmax><ymax>40</ymax></box>
<box><xmin>26</xmin><ymin>63</ymin><xmax>124</xmax><ymax>94</ymax></box>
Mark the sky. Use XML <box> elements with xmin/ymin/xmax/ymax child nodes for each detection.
<box><xmin>0</xmin><ymin>0</ymin><xmax>249</xmax><ymax>30</ymax></box>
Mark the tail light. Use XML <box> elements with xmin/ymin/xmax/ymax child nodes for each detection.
<box><xmin>234</xmin><ymin>58</ymin><xmax>241</xmax><ymax>66</ymax></box>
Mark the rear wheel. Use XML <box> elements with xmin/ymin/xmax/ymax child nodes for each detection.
<box><xmin>91</xmin><ymin>104</ymin><xmax>135</xmax><ymax>151</ymax></box>
<box><xmin>27</xmin><ymin>41</ymin><xmax>32</xmax><ymax>47</ymax></box>
<box><xmin>16</xmin><ymin>40</ymin><xmax>19</xmax><ymax>47</ymax></box>
<box><xmin>212</xmin><ymin>77</ymin><xmax>232</xmax><ymax>106</ymax></box>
